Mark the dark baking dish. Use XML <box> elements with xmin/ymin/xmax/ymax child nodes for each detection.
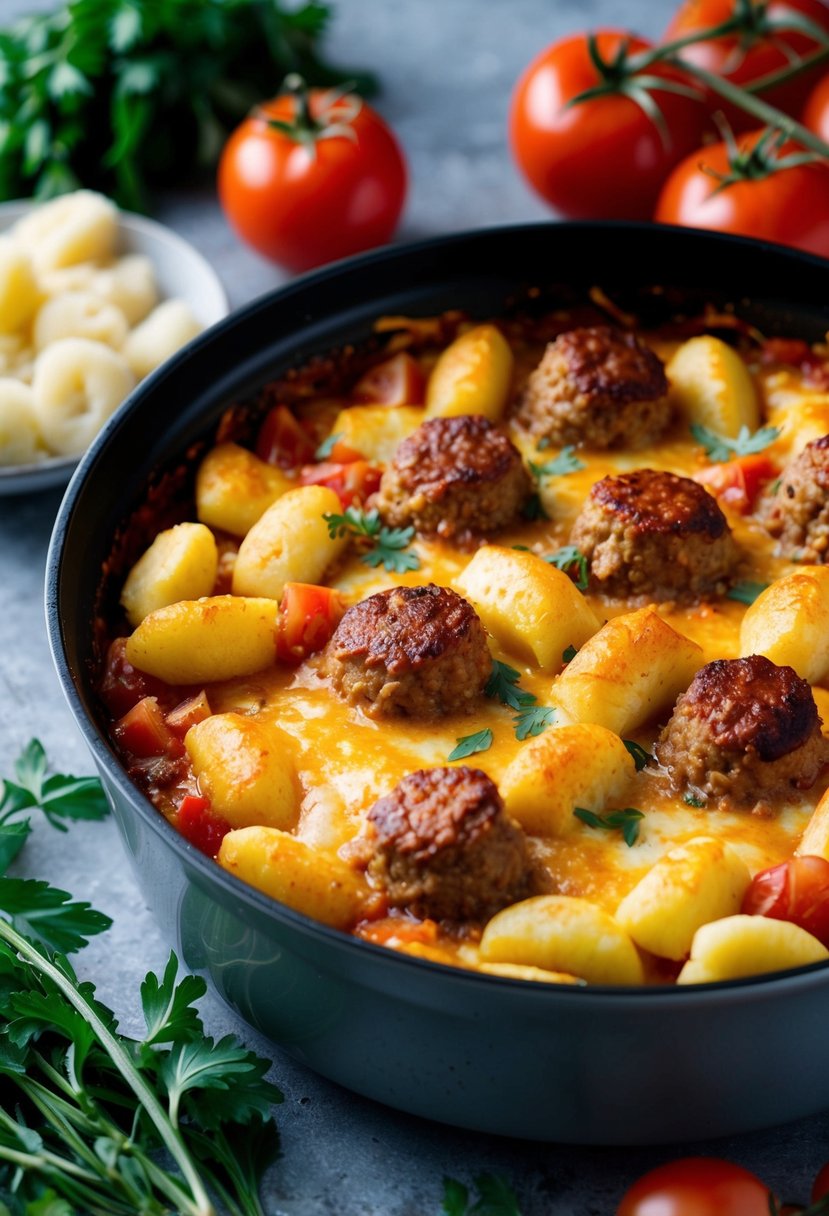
<box><xmin>46</xmin><ymin>221</ymin><xmax>829</xmax><ymax>1145</ymax></box>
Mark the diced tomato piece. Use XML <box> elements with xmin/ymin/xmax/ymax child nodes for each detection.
<box><xmin>99</xmin><ymin>638</ymin><xmax>169</xmax><ymax>717</ymax></box>
<box><xmin>325</xmin><ymin>437</ymin><xmax>365</xmax><ymax>462</ymax></box>
<box><xmin>256</xmin><ymin>404</ymin><xmax>315</xmax><ymax>468</ymax></box>
<box><xmin>115</xmin><ymin>696</ymin><xmax>181</xmax><ymax>759</ymax></box>
<box><xmin>299</xmin><ymin>459</ymin><xmax>382</xmax><ymax>508</ymax></box>
<box><xmin>277</xmin><ymin>582</ymin><xmax>345</xmax><ymax>664</ymax></box>
<box><xmin>166</xmin><ymin>691</ymin><xmax>212</xmax><ymax>738</ymax></box>
<box><xmin>694</xmin><ymin>454</ymin><xmax>777</xmax><ymax>514</ymax></box>
<box><xmin>742</xmin><ymin>855</ymin><xmax>829</xmax><ymax>948</ymax></box>
<box><xmin>176</xmin><ymin>794</ymin><xmax>232</xmax><ymax>857</ymax></box>
<box><xmin>358</xmin><ymin>916</ymin><xmax>438</xmax><ymax>946</ymax></box>
<box><xmin>352</xmin><ymin>352</ymin><xmax>425</xmax><ymax>405</ymax></box>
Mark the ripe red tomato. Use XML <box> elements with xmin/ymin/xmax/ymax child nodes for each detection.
<box><xmin>509</xmin><ymin>30</ymin><xmax>708</xmax><ymax>220</ymax></box>
<box><xmin>256</xmin><ymin>405</ymin><xmax>316</xmax><ymax>469</ymax></box>
<box><xmin>218</xmin><ymin>79</ymin><xmax>407</xmax><ymax>273</ymax></box>
<box><xmin>617</xmin><ymin>1157</ymin><xmax>773</xmax><ymax>1216</ymax></box>
<box><xmin>812</xmin><ymin>1160</ymin><xmax>829</xmax><ymax>1201</ymax></box>
<box><xmin>353</xmin><ymin>353</ymin><xmax>425</xmax><ymax>406</ymax></box>
<box><xmin>665</xmin><ymin>0</ymin><xmax>829</xmax><ymax>128</ymax></box>
<box><xmin>177</xmin><ymin>794</ymin><xmax>232</xmax><ymax>858</ymax></box>
<box><xmin>276</xmin><ymin>582</ymin><xmax>345</xmax><ymax>664</ymax></box>
<box><xmin>655</xmin><ymin>128</ymin><xmax>829</xmax><ymax>257</ymax></box>
<box><xmin>694</xmin><ymin>454</ymin><xmax>777</xmax><ymax>512</ymax></box>
<box><xmin>803</xmin><ymin>72</ymin><xmax>829</xmax><ymax>142</ymax></box>
<box><xmin>299</xmin><ymin>459</ymin><xmax>382</xmax><ymax>508</ymax></box>
<box><xmin>742</xmin><ymin>854</ymin><xmax>829</xmax><ymax>947</ymax></box>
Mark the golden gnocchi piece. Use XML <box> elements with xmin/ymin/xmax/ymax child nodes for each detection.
<box><xmin>120</xmin><ymin>522</ymin><xmax>219</xmax><ymax>628</ymax></box>
<box><xmin>615</xmin><ymin>836</ymin><xmax>751</xmax><ymax>961</ymax></box>
<box><xmin>330</xmin><ymin>403</ymin><xmax>425</xmax><ymax>463</ymax></box>
<box><xmin>0</xmin><ymin>237</ymin><xmax>40</xmax><ymax>332</ymax></box>
<box><xmin>30</xmin><ymin>338</ymin><xmax>135</xmax><ymax>457</ymax></box>
<box><xmin>739</xmin><ymin>567</ymin><xmax>829</xmax><ymax>684</ymax></box>
<box><xmin>480</xmin><ymin>895</ymin><xmax>644</xmax><ymax>985</ymax></box>
<box><xmin>125</xmin><ymin>594</ymin><xmax>279</xmax><ymax>684</ymax></box>
<box><xmin>552</xmin><ymin>607</ymin><xmax>703</xmax><ymax>735</ymax></box>
<box><xmin>0</xmin><ymin>379</ymin><xmax>42</xmax><ymax>464</ymax></box>
<box><xmin>33</xmin><ymin>291</ymin><xmax>129</xmax><ymax>352</ymax></box>
<box><xmin>122</xmin><ymin>299</ymin><xmax>203</xmax><ymax>380</ymax></box>
<box><xmin>218</xmin><ymin>825</ymin><xmax>371</xmax><ymax>929</ymax></box>
<box><xmin>195</xmin><ymin>442</ymin><xmax>294</xmax><ymax>537</ymax></box>
<box><xmin>12</xmin><ymin>190</ymin><xmax>118</xmax><ymax>273</ymax></box>
<box><xmin>499</xmin><ymin>723</ymin><xmax>634</xmax><ymax>836</ymax></box>
<box><xmin>92</xmin><ymin>254</ymin><xmax>158</xmax><ymax>325</ymax></box>
<box><xmin>455</xmin><ymin>544</ymin><xmax>600</xmax><ymax>671</ymax></box>
<box><xmin>185</xmin><ymin>714</ymin><xmax>299</xmax><ymax>831</ymax></box>
<box><xmin>425</xmin><ymin>324</ymin><xmax>514</xmax><ymax>422</ymax></box>
<box><xmin>677</xmin><ymin>914</ymin><xmax>829</xmax><ymax>984</ymax></box>
<box><xmin>477</xmin><ymin>962</ymin><xmax>584</xmax><ymax>985</ymax></box>
<box><xmin>667</xmin><ymin>334</ymin><xmax>760</xmax><ymax>438</ymax></box>
<box><xmin>232</xmin><ymin>485</ymin><xmax>348</xmax><ymax>600</ymax></box>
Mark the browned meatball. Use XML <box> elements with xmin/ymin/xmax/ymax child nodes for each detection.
<box><xmin>570</xmin><ymin>469</ymin><xmax>738</xmax><ymax>602</ymax></box>
<box><xmin>376</xmin><ymin>414</ymin><xmax>531</xmax><ymax>544</ymax></box>
<box><xmin>321</xmin><ymin>584</ymin><xmax>491</xmax><ymax>719</ymax></box>
<box><xmin>757</xmin><ymin>435</ymin><xmax>829</xmax><ymax>561</ymax></box>
<box><xmin>514</xmin><ymin>326</ymin><xmax>672</xmax><ymax>449</ymax></box>
<box><xmin>656</xmin><ymin>655</ymin><xmax>829</xmax><ymax>805</ymax></box>
<box><xmin>362</xmin><ymin>766</ymin><xmax>530</xmax><ymax>921</ymax></box>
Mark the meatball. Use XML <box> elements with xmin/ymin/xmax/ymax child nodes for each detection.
<box><xmin>757</xmin><ymin>435</ymin><xmax>829</xmax><ymax>561</ymax></box>
<box><xmin>376</xmin><ymin>414</ymin><xmax>531</xmax><ymax>543</ymax></box>
<box><xmin>656</xmin><ymin>655</ymin><xmax>829</xmax><ymax>805</ymax></box>
<box><xmin>570</xmin><ymin>468</ymin><xmax>738</xmax><ymax>602</ymax></box>
<box><xmin>514</xmin><ymin>326</ymin><xmax>672</xmax><ymax>449</ymax></box>
<box><xmin>362</xmin><ymin>766</ymin><xmax>530</xmax><ymax>921</ymax></box>
<box><xmin>321</xmin><ymin>583</ymin><xmax>491</xmax><ymax>719</ymax></box>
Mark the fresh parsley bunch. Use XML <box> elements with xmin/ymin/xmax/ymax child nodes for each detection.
<box><xmin>0</xmin><ymin>0</ymin><xmax>376</xmax><ymax>211</ymax></box>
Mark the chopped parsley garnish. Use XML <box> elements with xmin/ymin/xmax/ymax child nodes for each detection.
<box><xmin>442</xmin><ymin>1174</ymin><xmax>523</xmax><ymax>1216</ymax></box>
<box><xmin>726</xmin><ymin>579</ymin><xmax>768</xmax><ymax>605</ymax></box>
<box><xmin>544</xmin><ymin>545</ymin><xmax>589</xmax><ymax>591</ymax></box>
<box><xmin>623</xmin><ymin>739</ymin><xmax>653</xmax><ymax>772</ymax></box>
<box><xmin>528</xmin><ymin>444</ymin><xmax>585</xmax><ymax>479</ymax></box>
<box><xmin>513</xmin><ymin>704</ymin><xmax>556</xmax><ymax>741</ymax></box>
<box><xmin>684</xmin><ymin>792</ymin><xmax>706</xmax><ymax>807</ymax></box>
<box><xmin>324</xmin><ymin>507</ymin><xmax>420</xmax><ymax>574</ymax></box>
<box><xmin>690</xmin><ymin>422</ymin><xmax>781</xmax><ymax>463</ymax></box>
<box><xmin>573</xmin><ymin>806</ymin><xmax>645</xmax><ymax>847</ymax></box>
<box><xmin>520</xmin><ymin>492</ymin><xmax>548</xmax><ymax>521</ymax></box>
<box><xmin>314</xmin><ymin>431</ymin><xmax>343</xmax><ymax>460</ymax></box>
<box><xmin>485</xmin><ymin>660</ymin><xmax>555</xmax><ymax>741</ymax></box>
<box><xmin>448</xmin><ymin>729</ymin><xmax>494</xmax><ymax>762</ymax></box>
<box><xmin>768</xmin><ymin>477</ymin><xmax>782</xmax><ymax>497</ymax></box>
<box><xmin>562</xmin><ymin>644</ymin><xmax>578</xmax><ymax>663</ymax></box>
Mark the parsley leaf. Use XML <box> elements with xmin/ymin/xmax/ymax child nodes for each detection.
<box><xmin>520</xmin><ymin>492</ymin><xmax>548</xmax><ymax>521</ymax></box>
<box><xmin>2</xmin><ymin>738</ymin><xmax>109</xmax><ymax>833</ymax></box>
<box><xmin>442</xmin><ymin>1174</ymin><xmax>523</xmax><ymax>1216</ymax></box>
<box><xmin>485</xmin><ymin>660</ymin><xmax>536</xmax><ymax>711</ymax></box>
<box><xmin>529</xmin><ymin>445</ymin><xmax>585</xmax><ymax>479</ymax></box>
<box><xmin>573</xmin><ymin>806</ymin><xmax>645</xmax><ymax>847</ymax></box>
<box><xmin>562</xmin><ymin>644</ymin><xmax>578</xmax><ymax>663</ymax></box>
<box><xmin>726</xmin><ymin>579</ymin><xmax>768</xmax><ymax>605</ymax></box>
<box><xmin>684</xmin><ymin>792</ymin><xmax>706</xmax><ymax>807</ymax></box>
<box><xmin>623</xmin><ymin>740</ymin><xmax>653</xmax><ymax>772</ymax></box>
<box><xmin>448</xmin><ymin>729</ymin><xmax>494</xmax><ymax>762</ymax></box>
<box><xmin>0</xmin><ymin>876</ymin><xmax>111</xmax><ymax>954</ymax></box>
<box><xmin>544</xmin><ymin>545</ymin><xmax>589</xmax><ymax>591</ymax></box>
<box><xmin>141</xmin><ymin>951</ymin><xmax>206</xmax><ymax>1046</ymax></box>
<box><xmin>513</xmin><ymin>705</ymin><xmax>556</xmax><ymax>741</ymax></box>
<box><xmin>324</xmin><ymin>507</ymin><xmax>420</xmax><ymax>574</ymax></box>
<box><xmin>691</xmin><ymin>422</ymin><xmax>781</xmax><ymax>463</ymax></box>
<box><xmin>315</xmin><ymin>431</ymin><xmax>343</xmax><ymax>460</ymax></box>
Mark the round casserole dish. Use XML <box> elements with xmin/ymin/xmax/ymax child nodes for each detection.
<box><xmin>46</xmin><ymin>221</ymin><xmax>829</xmax><ymax>1145</ymax></box>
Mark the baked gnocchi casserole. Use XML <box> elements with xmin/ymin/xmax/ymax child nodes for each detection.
<box><xmin>97</xmin><ymin>300</ymin><xmax>829</xmax><ymax>988</ymax></box>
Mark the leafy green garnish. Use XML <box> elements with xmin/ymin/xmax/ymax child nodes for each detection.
<box><xmin>684</xmin><ymin>793</ymin><xmax>706</xmax><ymax>807</ymax></box>
<box><xmin>544</xmin><ymin>545</ymin><xmax>589</xmax><ymax>591</ymax></box>
<box><xmin>573</xmin><ymin>806</ymin><xmax>645</xmax><ymax>847</ymax></box>
<box><xmin>520</xmin><ymin>492</ymin><xmax>548</xmax><ymax>521</ymax></box>
<box><xmin>314</xmin><ymin>431</ymin><xmax>343</xmax><ymax>460</ymax></box>
<box><xmin>726</xmin><ymin>579</ymin><xmax>768</xmax><ymax>605</ymax></box>
<box><xmin>513</xmin><ymin>705</ymin><xmax>556</xmax><ymax>742</ymax></box>
<box><xmin>623</xmin><ymin>739</ymin><xmax>653</xmax><ymax>772</ymax></box>
<box><xmin>528</xmin><ymin>445</ymin><xmax>585</xmax><ymax>479</ymax></box>
<box><xmin>690</xmin><ymin>422</ymin><xmax>781</xmax><ymax>463</ymax></box>
<box><xmin>441</xmin><ymin>1174</ymin><xmax>523</xmax><ymax>1216</ymax></box>
<box><xmin>485</xmin><ymin>660</ymin><xmax>536</xmax><ymax>712</ymax></box>
<box><xmin>324</xmin><ymin>507</ymin><xmax>420</xmax><ymax>574</ymax></box>
<box><xmin>448</xmin><ymin>729</ymin><xmax>493</xmax><ymax>762</ymax></box>
<box><xmin>562</xmin><ymin>644</ymin><xmax>578</xmax><ymax>663</ymax></box>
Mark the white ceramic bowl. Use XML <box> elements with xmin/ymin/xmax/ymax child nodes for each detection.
<box><xmin>0</xmin><ymin>200</ymin><xmax>229</xmax><ymax>496</ymax></box>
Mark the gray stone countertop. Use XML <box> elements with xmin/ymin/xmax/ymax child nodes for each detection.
<box><xmin>1</xmin><ymin>0</ymin><xmax>826</xmax><ymax>1210</ymax></box>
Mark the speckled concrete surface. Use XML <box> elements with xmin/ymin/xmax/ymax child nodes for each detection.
<box><xmin>2</xmin><ymin>0</ymin><xmax>828</xmax><ymax>1211</ymax></box>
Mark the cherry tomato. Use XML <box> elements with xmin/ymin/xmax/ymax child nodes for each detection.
<box><xmin>742</xmin><ymin>854</ymin><xmax>829</xmax><ymax>947</ymax></box>
<box><xmin>812</xmin><ymin>1160</ymin><xmax>829</xmax><ymax>1201</ymax></box>
<box><xmin>694</xmin><ymin>454</ymin><xmax>777</xmax><ymax>512</ymax></box>
<box><xmin>353</xmin><ymin>353</ymin><xmax>425</xmax><ymax>406</ymax></box>
<box><xmin>218</xmin><ymin>78</ymin><xmax>407</xmax><ymax>273</ymax></box>
<box><xmin>176</xmin><ymin>794</ymin><xmax>232</xmax><ymax>858</ymax></box>
<box><xmin>114</xmin><ymin>696</ymin><xmax>181</xmax><ymax>759</ymax></box>
<box><xmin>509</xmin><ymin>31</ymin><xmax>707</xmax><ymax>219</ymax></box>
<box><xmin>256</xmin><ymin>405</ymin><xmax>316</xmax><ymax>469</ymax></box>
<box><xmin>803</xmin><ymin>72</ymin><xmax>829</xmax><ymax>142</ymax></box>
<box><xmin>665</xmin><ymin>0</ymin><xmax>829</xmax><ymax>128</ymax></box>
<box><xmin>299</xmin><ymin>459</ymin><xmax>382</xmax><ymax>508</ymax></box>
<box><xmin>276</xmin><ymin>582</ymin><xmax>345</xmax><ymax>664</ymax></box>
<box><xmin>617</xmin><ymin>1157</ymin><xmax>773</xmax><ymax>1216</ymax></box>
<box><xmin>655</xmin><ymin>128</ymin><xmax>829</xmax><ymax>257</ymax></box>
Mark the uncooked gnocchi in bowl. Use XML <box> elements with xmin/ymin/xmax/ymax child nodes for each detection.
<box><xmin>0</xmin><ymin>190</ymin><xmax>210</xmax><ymax>470</ymax></box>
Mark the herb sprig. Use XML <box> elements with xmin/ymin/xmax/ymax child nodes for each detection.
<box><xmin>448</xmin><ymin>729</ymin><xmax>493</xmax><ymax>762</ymax></box>
<box><xmin>485</xmin><ymin>661</ymin><xmax>555</xmax><ymax>742</ymax></box>
<box><xmin>623</xmin><ymin>739</ymin><xmax>653</xmax><ymax>772</ymax></box>
<box><xmin>528</xmin><ymin>445</ymin><xmax>585</xmax><ymax>480</ymax></box>
<box><xmin>324</xmin><ymin>507</ymin><xmax>420</xmax><ymax>574</ymax></box>
<box><xmin>573</xmin><ymin>806</ymin><xmax>645</xmax><ymax>847</ymax></box>
<box><xmin>442</xmin><ymin>1174</ymin><xmax>523</xmax><ymax>1216</ymax></box>
<box><xmin>691</xmin><ymin>422</ymin><xmax>781</xmax><ymax>463</ymax></box>
<box><xmin>544</xmin><ymin>545</ymin><xmax>589</xmax><ymax>592</ymax></box>
<box><xmin>726</xmin><ymin>579</ymin><xmax>768</xmax><ymax>605</ymax></box>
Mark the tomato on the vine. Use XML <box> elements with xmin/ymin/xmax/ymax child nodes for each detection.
<box><xmin>742</xmin><ymin>854</ymin><xmax>829</xmax><ymax>947</ymax></box>
<box><xmin>509</xmin><ymin>30</ymin><xmax>708</xmax><ymax>220</ymax></box>
<box><xmin>617</xmin><ymin>1157</ymin><xmax>773</xmax><ymax>1216</ymax></box>
<box><xmin>655</xmin><ymin>127</ymin><xmax>829</xmax><ymax>257</ymax></box>
<box><xmin>218</xmin><ymin>76</ymin><xmax>407</xmax><ymax>273</ymax></box>
<box><xmin>803</xmin><ymin>72</ymin><xmax>829</xmax><ymax>143</ymax></box>
<box><xmin>665</xmin><ymin>0</ymin><xmax>829</xmax><ymax>128</ymax></box>
<box><xmin>813</xmin><ymin>1160</ymin><xmax>829</xmax><ymax>1201</ymax></box>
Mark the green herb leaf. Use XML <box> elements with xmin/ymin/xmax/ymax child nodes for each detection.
<box><xmin>529</xmin><ymin>445</ymin><xmax>585</xmax><ymax>479</ymax></box>
<box><xmin>442</xmin><ymin>1173</ymin><xmax>523</xmax><ymax>1216</ymax></box>
<box><xmin>448</xmin><ymin>729</ymin><xmax>493</xmax><ymax>762</ymax></box>
<box><xmin>485</xmin><ymin>660</ymin><xmax>536</xmax><ymax>712</ymax></box>
<box><xmin>161</xmin><ymin>1033</ymin><xmax>281</xmax><ymax>1127</ymax></box>
<box><xmin>562</xmin><ymin>644</ymin><xmax>578</xmax><ymax>663</ymax></box>
<box><xmin>0</xmin><ymin>876</ymin><xmax>111</xmax><ymax>953</ymax></box>
<box><xmin>691</xmin><ymin>422</ymin><xmax>781</xmax><ymax>463</ymax></box>
<box><xmin>623</xmin><ymin>739</ymin><xmax>653</xmax><ymax>772</ymax></box>
<box><xmin>520</xmin><ymin>492</ymin><xmax>548</xmax><ymax>521</ymax></box>
<box><xmin>544</xmin><ymin>545</ymin><xmax>589</xmax><ymax>591</ymax></box>
<box><xmin>315</xmin><ymin>431</ymin><xmax>343</xmax><ymax>460</ymax></box>
<box><xmin>324</xmin><ymin>507</ymin><xmax>420</xmax><ymax>573</ymax></box>
<box><xmin>47</xmin><ymin>62</ymin><xmax>91</xmax><ymax>99</ymax></box>
<box><xmin>726</xmin><ymin>579</ymin><xmax>768</xmax><ymax>605</ymax></box>
<box><xmin>0</xmin><ymin>739</ymin><xmax>108</xmax><ymax>835</ymax></box>
<box><xmin>573</xmin><ymin>806</ymin><xmax>645</xmax><ymax>847</ymax></box>
<box><xmin>513</xmin><ymin>705</ymin><xmax>556</xmax><ymax>742</ymax></box>
<box><xmin>684</xmin><ymin>792</ymin><xmax>706</xmax><ymax>807</ymax></box>
<box><xmin>140</xmin><ymin>951</ymin><xmax>206</xmax><ymax>1046</ymax></box>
